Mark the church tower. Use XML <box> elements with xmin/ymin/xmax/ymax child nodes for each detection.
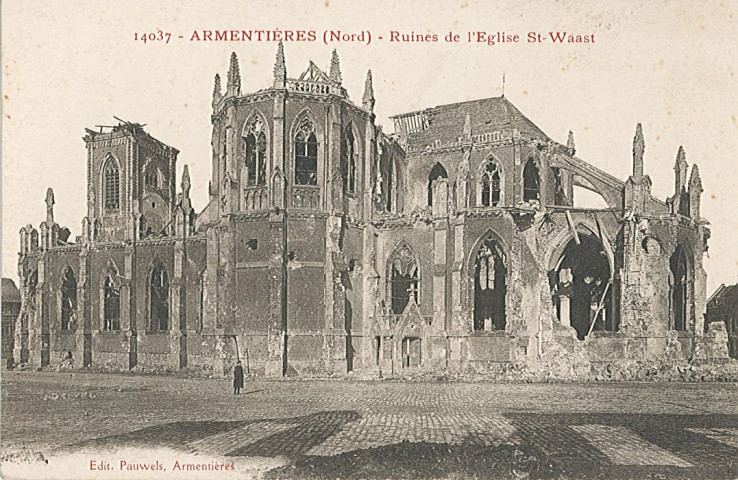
<box><xmin>82</xmin><ymin>122</ymin><xmax>179</xmax><ymax>243</ymax></box>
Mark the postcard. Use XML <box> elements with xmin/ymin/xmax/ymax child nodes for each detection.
<box><xmin>2</xmin><ymin>1</ymin><xmax>737</xmax><ymax>479</ymax></box>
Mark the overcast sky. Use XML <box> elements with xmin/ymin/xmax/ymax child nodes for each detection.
<box><xmin>3</xmin><ymin>0</ymin><xmax>737</xmax><ymax>294</ymax></box>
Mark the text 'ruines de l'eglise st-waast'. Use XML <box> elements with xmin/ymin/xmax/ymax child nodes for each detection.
<box><xmin>180</xmin><ymin>29</ymin><xmax>595</xmax><ymax>46</ymax></box>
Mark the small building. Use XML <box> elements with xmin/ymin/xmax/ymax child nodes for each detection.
<box><xmin>706</xmin><ymin>284</ymin><xmax>738</xmax><ymax>358</ymax></box>
<box><xmin>2</xmin><ymin>278</ymin><xmax>21</xmax><ymax>361</ymax></box>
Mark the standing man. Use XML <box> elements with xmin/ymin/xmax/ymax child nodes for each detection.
<box><xmin>233</xmin><ymin>360</ymin><xmax>244</xmax><ymax>395</ymax></box>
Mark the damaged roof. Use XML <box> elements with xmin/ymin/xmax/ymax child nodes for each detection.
<box><xmin>392</xmin><ymin>96</ymin><xmax>551</xmax><ymax>147</ymax></box>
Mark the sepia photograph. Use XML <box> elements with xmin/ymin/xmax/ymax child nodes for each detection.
<box><xmin>2</xmin><ymin>1</ymin><xmax>737</xmax><ymax>478</ymax></box>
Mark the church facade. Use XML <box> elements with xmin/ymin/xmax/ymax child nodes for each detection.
<box><xmin>13</xmin><ymin>45</ymin><xmax>727</xmax><ymax>377</ymax></box>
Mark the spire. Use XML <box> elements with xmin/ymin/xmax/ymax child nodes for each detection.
<box><xmin>226</xmin><ymin>52</ymin><xmax>241</xmax><ymax>97</ymax></box>
<box><xmin>212</xmin><ymin>73</ymin><xmax>222</xmax><ymax>107</ymax></box>
<box><xmin>362</xmin><ymin>70</ymin><xmax>375</xmax><ymax>111</ymax></box>
<box><xmin>45</xmin><ymin>188</ymin><xmax>55</xmax><ymax>223</ymax></box>
<box><xmin>329</xmin><ymin>49</ymin><xmax>342</xmax><ymax>83</ymax></box>
<box><xmin>689</xmin><ymin>164</ymin><xmax>703</xmax><ymax>220</ymax></box>
<box><xmin>463</xmin><ymin>112</ymin><xmax>472</xmax><ymax>140</ymax></box>
<box><xmin>273</xmin><ymin>41</ymin><xmax>286</xmax><ymax>88</ymax></box>
<box><xmin>689</xmin><ymin>164</ymin><xmax>702</xmax><ymax>192</ymax></box>
<box><xmin>181</xmin><ymin>164</ymin><xmax>191</xmax><ymax>197</ymax></box>
<box><xmin>567</xmin><ymin>130</ymin><xmax>575</xmax><ymax>154</ymax></box>
<box><xmin>632</xmin><ymin>123</ymin><xmax>644</xmax><ymax>179</ymax></box>
<box><xmin>674</xmin><ymin>145</ymin><xmax>688</xmax><ymax>192</ymax></box>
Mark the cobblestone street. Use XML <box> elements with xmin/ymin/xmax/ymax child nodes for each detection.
<box><xmin>2</xmin><ymin>371</ymin><xmax>737</xmax><ymax>479</ymax></box>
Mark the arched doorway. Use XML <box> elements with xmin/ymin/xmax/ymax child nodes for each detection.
<box><xmin>670</xmin><ymin>246</ymin><xmax>689</xmax><ymax>331</ymax></box>
<box><xmin>473</xmin><ymin>235</ymin><xmax>507</xmax><ymax>331</ymax></box>
<box><xmin>555</xmin><ymin>233</ymin><xmax>613</xmax><ymax>340</ymax></box>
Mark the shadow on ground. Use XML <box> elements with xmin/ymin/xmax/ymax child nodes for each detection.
<box><xmin>265</xmin><ymin>441</ymin><xmax>559</xmax><ymax>480</ymax></box>
<box><xmin>62</xmin><ymin>410</ymin><xmax>362</xmax><ymax>457</ymax></box>
<box><xmin>58</xmin><ymin>411</ymin><xmax>738</xmax><ymax>479</ymax></box>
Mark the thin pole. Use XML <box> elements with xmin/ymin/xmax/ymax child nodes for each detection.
<box><xmin>587</xmin><ymin>281</ymin><xmax>612</xmax><ymax>337</ymax></box>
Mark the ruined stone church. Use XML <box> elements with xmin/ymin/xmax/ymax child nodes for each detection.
<box><xmin>13</xmin><ymin>45</ymin><xmax>728</xmax><ymax>376</ymax></box>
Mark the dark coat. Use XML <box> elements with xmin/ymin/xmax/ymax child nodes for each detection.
<box><xmin>233</xmin><ymin>364</ymin><xmax>244</xmax><ymax>388</ymax></box>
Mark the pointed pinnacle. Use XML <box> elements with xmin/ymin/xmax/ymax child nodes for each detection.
<box><xmin>362</xmin><ymin>70</ymin><xmax>375</xmax><ymax>110</ymax></box>
<box><xmin>329</xmin><ymin>49</ymin><xmax>342</xmax><ymax>83</ymax></box>
<box><xmin>212</xmin><ymin>74</ymin><xmax>222</xmax><ymax>106</ymax></box>
<box><xmin>274</xmin><ymin>41</ymin><xmax>286</xmax><ymax>84</ymax></box>
<box><xmin>227</xmin><ymin>52</ymin><xmax>241</xmax><ymax>89</ymax></box>
<box><xmin>45</xmin><ymin>188</ymin><xmax>55</xmax><ymax>223</ymax></box>
<box><xmin>633</xmin><ymin>123</ymin><xmax>644</xmax><ymax>178</ymax></box>
<box><xmin>181</xmin><ymin>165</ymin><xmax>191</xmax><ymax>193</ymax></box>
<box><xmin>567</xmin><ymin>131</ymin><xmax>575</xmax><ymax>151</ymax></box>
<box><xmin>675</xmin><ymin>145</ymin><xmax>687</xmax><ymax>168</ymax></box>
<box><xmin>689</xmin><ymin>164</ymin><xmax>702</xmax><ymax>191</ymax></box>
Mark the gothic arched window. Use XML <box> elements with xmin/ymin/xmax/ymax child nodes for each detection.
<box><xmin>523</xmin><ymin>158</ymin><xmax>541</xmax><ymax>202</ymax></box>
<box><xmin>27</xmin><ymin>269</ymin><xmax>38</xmax><ymax>311</ymax></box>
<box><xmin>552</xmin><ymin>167</ymin><xmax>567</xmax><ymax>205</ymax></box>
<box><xmin>197</xmin><ymin>269</ymin><xmax>206</xmax><ymax>332</ymax></box>
<box><xmin>144</xmin><ymin>167</ymin><xmax>160</xmax><ymax>188</ymax></box>
<box><xmin>427</xmin><ymin>163</ymin><xmax>448</xmax><ymax>207</ymax></box>
<box><xmin>245</xmin><ymin>117</ymin><xmax>268</xmax><ymax>186</ymax></box>
<box><xmin>295</xmin><ymin>118</ymin><xmax>318</xmax><ymax>185</ymax></box>
<box><xmin>389</xmin><ymin>244</ymin><xmax>419</xmax><ymax>314</ymax></box>
<box><xmin>386</xmin><ymin>156</ymin><xmax>395</xmax><ymax>212</ymax></box>
<box><xmin>103</xmin><ymin>157</ymin><xmax>120</xmax><ymax>211</ymax></box>
<box><xmin>480</xmin><ymin>159</ymin><xmax>501</xmax><ymax>207</ymax></box>
<box><xmin>341</xmin><ymin>125</ymin><xmax>356</xmax><ymax>194</ymax></box>
<box><xmin>61</xmin><ymin>267</ymin><xmax>77</xmax><ymax>331</ymax></box>
<box><xmin>474</xmin><ymin>236</ymin><xmax>507</xmax><ymax>331</ymax></box>
<box><xmin>103</xmin><ymin>272</ymin><xmax>120</xmax><ymax>331</ymax></box>
<box><xmin>149</xmin><ymin>263</ymin><xmax>169</xmax><ymax>331</ymax></box>
<box><xmin>670</xmin><ymin>246</ymin><xmax>689</xmax><ymax>331</ymax></box>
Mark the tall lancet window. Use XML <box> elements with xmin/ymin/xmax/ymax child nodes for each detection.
<box><xmin>295</xmin><ymin>118</ymin><xmax>318</xmax><ymax>185</ymax></box>
<box><xmin>149</xmin><ymin>263</ymin><xmax>169</xmax><ymax>331</ymax></box>
<box><xmin>341</xmin><ymin>125</ymin><xmax>357</xmax><ymax>194</ymax></box>
<box><xmin>103</xmin><ymin>271</ymin><xmax>120</xmax><ymax>331</ymax></box>
<box><xmin>386</xmin><ymin>156</ymin><xmax>395</xmax><ymax>212</ymax></box>
<box><xmin>427</xmin><ymin>163</ymin><xmax>448</xmax><ymax>206</ymax></box>
<box><xmin>245</xmin><ymin>117</ymin><xmax>267</xmax><ymax>186</ymax></box>
<box><xmin>390</xmin><ymin>244</ymin><xmax>419</xmax><ymax>314</ymax></box>
<box><xmin>145</xmin><ymin>167</ymin><xmax>160</xmax><ymax>188</ymax></box>
<box><xmin>473</xmin><ymin>236</ymin><xmax>507</xmax><ymax>331</ymax></box>
<box><xmin>523</xmin><ymin>159</ymin><xmax>541</xmax><ymax>202</ymax></box>
<box><xmin>103</xmin><ymin>157</ymin><xmax>120</xmax><ymax>211</ymax></box>
<box><xmin>60</xmin><ymin>267</ymin><xmax>77</xmax><ymax>331</ymax></box>
<box><xmin>480</xmin><ymin>159</ymin><xmax>501</xmax><ymax>207</ymax></box>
